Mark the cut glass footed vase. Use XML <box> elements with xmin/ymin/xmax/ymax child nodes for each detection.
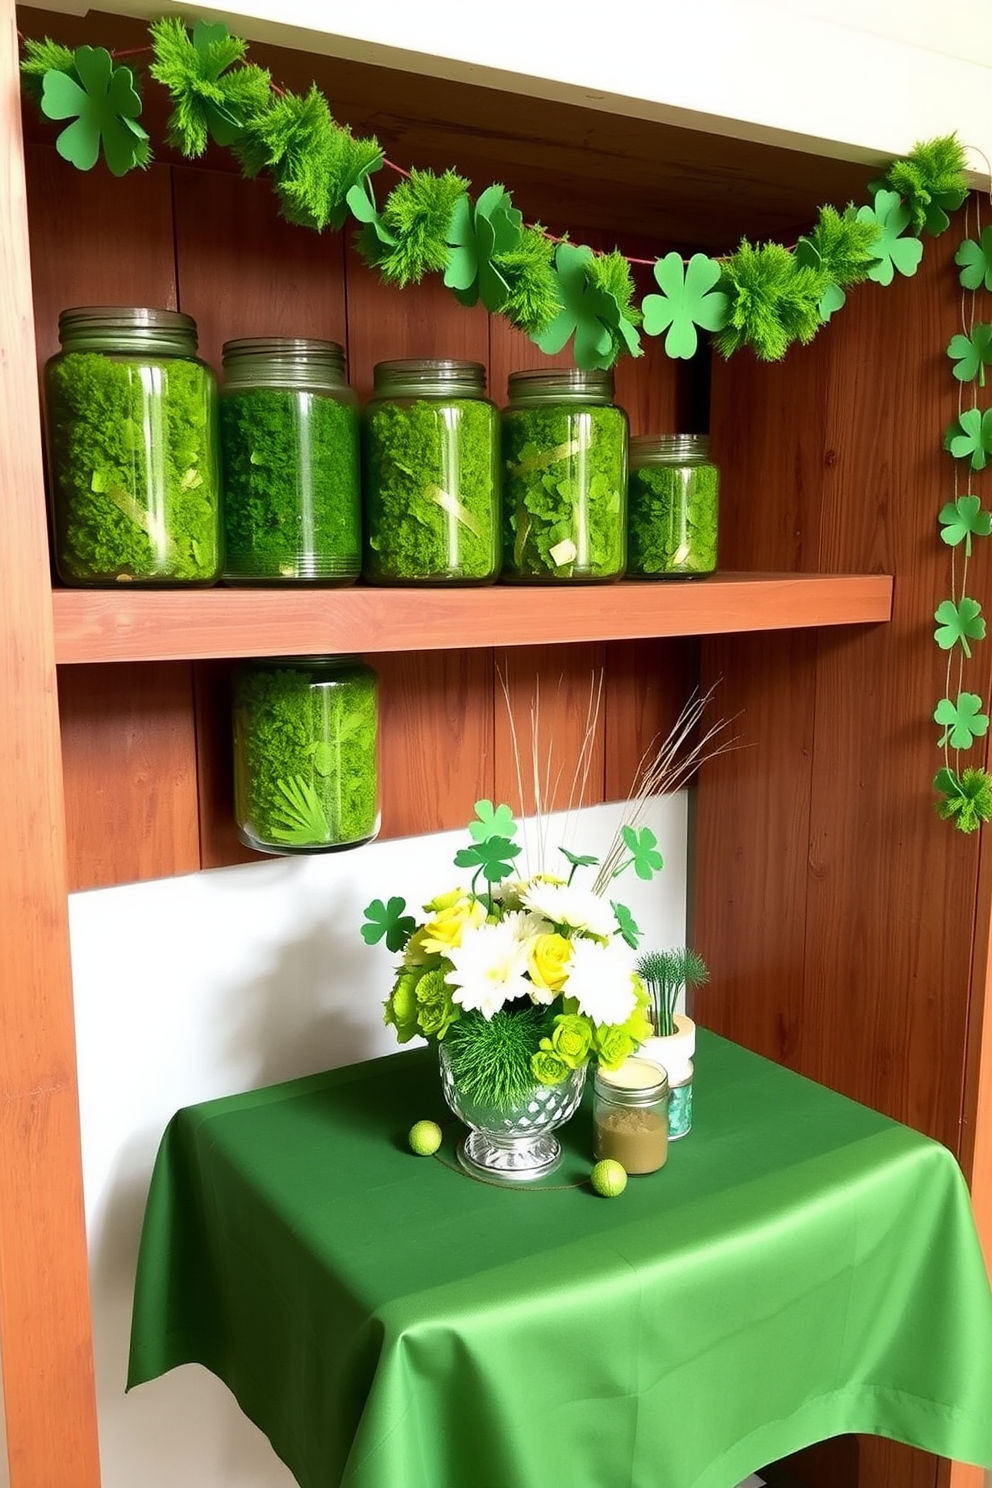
<box><xmin>439</xmin><ymin>1042</ymin><xmax>587</xmax><ymax>1183</ymax></box>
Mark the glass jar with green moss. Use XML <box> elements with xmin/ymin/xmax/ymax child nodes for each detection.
<box><xmin>501</xmin><ymin>368</ymin><xmax>627</xmax><ymax>583</ymax></box>
<box><xmin>219</xmin><ymin>338</ymin><xmax>360</xmax><ymax>585</ymax></box>
<box><xmin>627</xmin><ymin>434</ymin><xmax>719</xmax><ymax>577</ymax></box>
<box><xmin>233</xmin><ymin>656</ymin><xmax>379</xmax><ymax>854</ymax></box>
<box><xmin>44</xmin><ymin>306</ymin><xmax>221</xmax><ymax>586</ymax></box>
<box><xmin>362</xmin><ymin>359</ymin><xmax>500</xmax><ymax>584</ymax></box>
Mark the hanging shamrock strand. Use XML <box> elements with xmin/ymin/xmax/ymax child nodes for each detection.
<box><xmin>934</xmin><ymin>195</ymin><xmax>992</xmax><ymax>833</ymax></box>
<box><xmin>20</xmin><ymin>18</ymin><xmax>970</xmax><ymax>371</ymax></box>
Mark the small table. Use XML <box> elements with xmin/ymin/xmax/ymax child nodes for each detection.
<box><xmin>128</xmin><ymin>1032</ymin><xmax>992</xmax><ymax>1488</ymax></box>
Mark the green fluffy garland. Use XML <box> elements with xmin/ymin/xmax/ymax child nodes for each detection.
<box><xmin>21</xmin><ymin>20</ymin><xmax>970</xmax><ymax>369</ymax></box>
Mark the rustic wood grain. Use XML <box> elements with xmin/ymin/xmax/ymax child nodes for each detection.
<box><xmin>801</xmin><ymin>232</ymin><xmax>985</xmax><ymax>1148</ymax></box>
<box><xmin>50</xmin><ymin>574</ymin><xmax>894</xmax><ymax>663</ymax></box>
<box><xmin>193</xmin><ymin>660</ymin><xmax>265</xmax><ymax>871</ymax></box>
<box><xmin>345</xmin><ymin>243</ymin><xmax>489</xmax><ymax>403</ymax></box>
<box><xmin>374</xmin><ymin>649</ymin><xmax>495</xmax><ymax>838</ymax></box>
<box><xmin>59</xmin><ymin>663</ymin><xmax>201</xmax><ymax>890</ymax></box>
<box><xmin>171</xmin><ymin>164</ymin><xmax>348</xmax><ymax>374</ymax></box>
<box><xmin>493</xmin><ymin>644</ymin><xmax>607</xmax><ymax>831</ymax></box>
<box><xmin>0</xmin><ymin>2</ymin><xmax>101</xmax><ymax>1482</ymax></box>
<box><xmin>696</xmin><ymin>628</ymin><xmax>817</xmax><ymax>1062</ymax></box>
<box><xmin>603</xmin><ymin>637</ymin><xmax>700</xmax><ymax>802</ymax></box>
<box><xmin>24</xmin><ymin>144</ymin><xmax>177</xmax><ymax>369</ymax></box>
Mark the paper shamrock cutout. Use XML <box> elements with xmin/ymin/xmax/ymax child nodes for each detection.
<box><xmin>594</xmin><ymin>272</ymin><xmax>643</xmax><ymax>361</ymax></box>
<box><xmin>945</xmin><ymin>408</ymin><xmax>992</xmax><ymax>470</ymax></box>
<box><xmin>918</xmin><ymin>187</ymin><xmax>969</xmax><ymax>238</ymax></box>
<box><xmin>454</xmin><ymin>835</ymin><xmax>521</xmax><ymax>883</ymax></box>
<box><xmin>641</xmin><ymin>253</ymin><xmax>729</xmax><ymax>359</ymax></box>
<box><xmin>467</xmin><ymin>798</ymin><xmax>518</xmax><ymax>843</ymax></box>
<box><xmin>857</xmin><ymin>191</ymin><xmax>924</xmax><ymax>285</ymax></box>
<box><xmin>934</xmin><ymin>596</ymin><xmax>986</xmax><ymax>657</ymax></box>
<box><xmin>956</xmin><ymin>228</ymin><xmax>992</xmax><ymax>293</ymax></box>
<box><xmin>346</xmin><ymin>176</ymin><xmax>399</xmax><ymax>264</ymax></box>
<box><xmin>445</xmin><ymin>185</ymin><xmax>523</xmax><ymax>311</ymax></box>
<box><xmin>933</xmin><ymin>692</ymin><xmax>990</xmax><ymax>750</ymax></box>
<box><xmin>41</xmin><ymin>46</ymin><xmax>148</xmax><ymax>176</ymax></box>
<box><xmin>938</xmin><ymin>495</ymin><xmax>992</xmax><ymax>555</ymax></box>
<box><xmin>619</xmin><ymin>824</ymin><xmax>664</xmax><ymax>880</ymax></box>
<box><xmin>934</xmin><ymin>767</ymin><xmax>992</xmax><ymax>833</ymax></box>
<box><xmin>948</xmin><ymin>325</ymin><xmax>992</xmax><ymax>385</ymax></box>
<box><xmin>361</xmin><ymin>896</ymin><xmax>417</xmax><ymax>952</ymax></box>
<box><xmin>534</xmin><ymin>243</ymin><xmax>618</xmax><ymax>370</ymax></box>
<box><xmin>794</xmin><ymin>236</ymin><xmax>848</xmax><ymax>322</ymax></box>
<box><xmin>611</xmin><ymin>900</ymin><xmax>642</xmax><ymax>949</ymax></box>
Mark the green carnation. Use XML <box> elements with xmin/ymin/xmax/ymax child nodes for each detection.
<box><xmin>415</xmin><ymin>965</ymin><xmax>459</xmax><ymax>1039</ymax></box>
<box><xmin>547</xmin><ymin>1014</ymin><xmax>593</xmax><ymax>1068</ymax></box>
<box><xmin>531</xmin><ymin>1049</ymin><xmax>571</xmax><ymax>1086</ymax></box>
<box><xmin>594</xmin><ymin>1024</ymin><xmax>638</xmax><ymax>1070</ymax></box>
<box><xmin>384</xmin><ymin>967</ymin><xmax>426</xmax><ymax>1042</ymax></box>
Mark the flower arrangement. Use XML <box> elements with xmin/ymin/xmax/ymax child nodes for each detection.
<box><xmin>361</xmin><ymin>799</ymin><xmax>664</xmax><ymax>1110</ymax></box>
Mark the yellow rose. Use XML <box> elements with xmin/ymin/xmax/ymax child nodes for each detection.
<box><xmin>424</xmin><ymin>889</ymin><xmax>463</xmax><ymax>913</ymax></box>
<box><xmin>527</xmin><ymin>932</ymin><xmax>572</xmax><ymax>994</ymax></box>
<box><xmin>420</xmin><ymin>895</ymin><xmax>486</xmax><ymax>955</ymax></box>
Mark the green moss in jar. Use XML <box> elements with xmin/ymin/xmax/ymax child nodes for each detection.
<box><xmin>220</xmin><ymin>388</ymin><xmax>360</xmax><ymax>581</ymax></box>
<box><xmin>502</xmin><ymin>403</ymin><xmax>626</xmax><ymax>580</ymax></box>
<box><xmin>627</xmin><ymin>435</ymin><xmax>719</xmax><ymax>577</ymax></box>
<box><xmin>46</xmin><ymin>351</ymin><xmax>219</xmax><ymax>583</ymax></box>
<box><xmin>363</xmin><ymin>398</ymin><xmax>499</xmax><ymax>581</ymax></box>
<box><xmin>234</xmin><ymin>660</ymin><xmax>379</xmax><ymax>853</ymax></box>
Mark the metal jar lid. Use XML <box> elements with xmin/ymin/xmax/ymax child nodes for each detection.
<box><xmin>594</xmin><ymin>1056</ymin><xmax>669</xmax><ymax>1106</ymax></box>
<box><xmin>372</xmin><ymin>358</ymin><xmax>488</xmax><ymax>399</ymax></box>
<box><xmin>58</xmin><ymin>306</ymin><xmax>199</xmax><ymax>357</ymax></box>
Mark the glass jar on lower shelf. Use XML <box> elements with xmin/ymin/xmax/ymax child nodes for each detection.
<box><xmin>219</xmin><ymin>337</ymin><xmax>361</xmax><ymax>585</ymax></box>
<box><xmin>627</xmin><ymin>433</ymin><xmax>719</xmax><ymax>577</ymax></box>
<box><xmin>362</xmin><ymin>359</ymin><xmax>500</xmax><ymax>584</ymax></box>
<box><xmin>44</xmin><ymin>306</ymin><xmax>221</xmax><ymax>586</ymax></box>
<box><xmin>233</xmin><ymin>656</ymin><xmax>379</xmax><ymax>854</ymax></box>
<box><xmin>501</xmin><ymin>368</ymin><xmax>627</xmax><ymax>583</ymax></box>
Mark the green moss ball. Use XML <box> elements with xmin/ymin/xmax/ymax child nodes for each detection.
<box><xmin>590</xmin><ymin>1158</ymin><xmax>628</xmax><ymax>1197</ymax></box>
<box><xmin>408</xmin><ymin>1119</ymin><xmax>443</xmax><ymax>1156</ymax></box>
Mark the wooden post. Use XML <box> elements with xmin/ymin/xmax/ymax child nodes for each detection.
<box><xmin>0</xmin><ymin>3</ymin><xmax>101</xmax><ymax>1482</ymax></box>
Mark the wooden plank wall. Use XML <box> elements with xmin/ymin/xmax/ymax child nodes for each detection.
<box><xmin>24</xmin><ymin>144</ymin><xmax>697</xmax><ymax>891</ymax></box>
<box><xmin>696</xmin><ymin>221</ymin><xmax>992</xmax><ymax>1488</ymax></box>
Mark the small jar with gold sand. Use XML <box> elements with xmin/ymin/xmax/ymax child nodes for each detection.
<box><xmin>592</xmin><ymin>1057</ymin><xmax>669</xmax><ymax>1174</ymax></box>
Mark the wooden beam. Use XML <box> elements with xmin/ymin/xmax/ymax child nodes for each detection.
<box><xmin>0</xmin><ymin>2</ymin><xmax>100</xmax><ymax>1482</ymax></box>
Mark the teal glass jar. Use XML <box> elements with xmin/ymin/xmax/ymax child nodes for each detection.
<box><xmin>219</xmin><ymin>337</ymin><xmax>360</xmax><ymax>585</ymax></box>
<box><xmin>43</xmin><ymin>306</ymin><xmax>221</xmax><ymax>586</ymax></box>
<box><xmin>233</xmin><ymin>656</ymin><xmax>379</xmax><ymax>855</ymax></box>
<box><xmin>501</xmin><ymin>368</ymin><xmax>627</xmax><ymax>583</ymax></box>
<box><xmin>362</xmin><ymin>359</ymin><xmax>500</xmax><ymax>585</ymax></box>
<box><xmin>627</xmin><ymin>434</ymin><xmax>719</xmax><ymax>577</ymax></box>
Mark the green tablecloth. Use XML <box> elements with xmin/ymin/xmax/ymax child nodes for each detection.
<box><xmin>128</xmin><ymin>1032</ymin><xmax>992</xmax><ymax>1488</ymax></box>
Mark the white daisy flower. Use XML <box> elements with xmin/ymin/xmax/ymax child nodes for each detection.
<box><xmin>520</xmin><ymin>881</ymin><xmax>619</xmax><ymax>940</ymax></box>
<box><xmin>444</xmin><ymin>917</ymin><xmax>532</xmax><ymax>1019</ymax></box>
<box><xmin>562</xmin><ymin>936</ymin><xmax>638</xmax><ymax>1026</ymax></box>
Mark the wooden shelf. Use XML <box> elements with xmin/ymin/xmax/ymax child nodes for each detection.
<box><xmin>51</xmin><ymin>572</ymin><xmax>893</xmax><ymax>664</ymax></box>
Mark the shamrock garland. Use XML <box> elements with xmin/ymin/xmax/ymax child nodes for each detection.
<box><xmin>933</xmin><ymin>196</ymin><xmax>992</xmax><ymax>833</ymax></box>
<box><xmin>20</xmin><ymin>19</ymin><xmax>970</xmax><ymax>370</ymax></box>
